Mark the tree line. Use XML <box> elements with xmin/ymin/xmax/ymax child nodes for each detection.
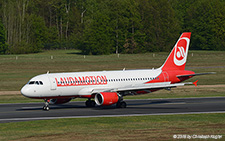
<box><xmin>0</xmin><ymin>0</ymin><xmax>225</xmax><ymax>55</ymax></box>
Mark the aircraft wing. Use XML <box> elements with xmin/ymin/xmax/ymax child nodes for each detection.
<box><xmin>92</xmin><ymin>81</ymin><xmax>194</xmax><ymax>94</ymax></box>
<box><xmin>114</xmin><ymin>82</ymin><xmax>192</xmax><ymax>92</ymax></box>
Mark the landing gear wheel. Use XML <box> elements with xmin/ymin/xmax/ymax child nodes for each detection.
<box><xmin>43</xmin><ymin>105</ymin><xmax>49</xmax><ymax>111</ymax></box>
<box><xmin>43</xmin><ymin>99</ymin><xmax>50</xmax><ymax>111</ymax></box>
<box><xmin>90</xmin><ymin>100</ymin><xmax>96</xmax><ymax>107</ymax></box>
<box><xmin>120</xmin><ymin>101</ymin><xmax>127</xmax><ymax>108</ymax></box>
<box><xmin>85</xmin><ymin>99</ymin><xmax>96</xmax><ymax>108</ymax></box>
<box><xmin>116</xmin><ymin>101</ymin><xmax>127</xmax><ymax>108</ymax></box>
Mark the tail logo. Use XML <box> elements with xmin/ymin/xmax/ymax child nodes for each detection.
<box><xmin>174</xmin><ymin>37</ymin><xmax>190</xmax><ymax>66</ymax></box>
<box><xmin>176</xmin><ymin>47</ymin><xmax>185</xmax><ymax>59</ymax></box>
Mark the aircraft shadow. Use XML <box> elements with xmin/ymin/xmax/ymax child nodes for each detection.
<box><xmin>16</xmin><ymin>100</ymin><xmax>186</xmax><ymax>111</ymax></box>
<box><xmin>16</xmin><ymin>104</ymin><xmax>86</xmax><ymax>111</ymax></box>
<box><xmin>93</xmin><ymin>100</ymin><xmax>186</xmax><ymax>110</ymax></box>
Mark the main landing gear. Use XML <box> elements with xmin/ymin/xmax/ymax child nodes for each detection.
<box><xmin>116</xmin><ymin>96</ymin><xmax>127</xmax><ymax>108</ymax></box>
<box><xmin>43</xmin><ymin>99</ymin><xmax>50</xmax><ymax>111</ymax></box>
<box><xmin>85</xmin><ymin>98</ymin><xmax>96</xmax><ymax>108</ymax></box>
<box><xmin>116</xmin><ymin>101</ymin><xmax>127</xmax><ymax>108</ymax></box>
<box><xmin>85</xmin><ymin>98</ymin><xmax>127</xmax><ymax>108</ymax></box>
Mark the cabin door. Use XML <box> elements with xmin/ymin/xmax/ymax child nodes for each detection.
<box><xmin>49</xmin><ymin>77</ymin><xmax>57</xmax><ymax>90</ymax></box>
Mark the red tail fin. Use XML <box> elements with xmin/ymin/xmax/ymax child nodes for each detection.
<box><xmin>161</xmin><ymin>32</ymin><xmax>191</xmax><ymax>71</ymax></box>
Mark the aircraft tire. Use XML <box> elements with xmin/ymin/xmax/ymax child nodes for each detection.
<box><xmin>116</xmin><ymin>101</ymin><xmax>127</xmax><ymax>108</ymax></box>
<box><xmin>120</xmin><ymin>101</ymin><xmax>127</xmax><ymax>108</ymax></box>
<box><xmin>86</xmin><ymin>100</ymin><xmax>96</xmax><ymax>108</ymax></box>
<box><xmin>90</xmin><ymin>100</ymin><xmax>96</xmax><ymax>107</ymax></box>
<box><xmin>43</xmin><ymin>106</ymin><xmax>49</xmax><ymax>111</ymax></box>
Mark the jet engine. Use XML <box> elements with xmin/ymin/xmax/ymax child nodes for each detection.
<box><xmin>50</xmin><ymin>98</ymin><xmax>72</xmax><ymax>104</ymax></box>
<box><xmin>95</xmin><ymin>92</ymin><xmax>119</xmax><ymax>106</ymax></box>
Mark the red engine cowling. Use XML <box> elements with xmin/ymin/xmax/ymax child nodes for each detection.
<box><xmin>50</xmin><ymin>98</ymin><xmax>72</xmax><ymax>104</ymax></box>
<box><xmin>95</xmin><ymin>92</ymin><xmax>119</xmax><ymax>106</ymax></box>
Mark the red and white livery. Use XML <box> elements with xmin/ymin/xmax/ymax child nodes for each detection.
<box><xmin>21</xmin><ymin>32</ymin><xmax>214</xmax><ymax>110</ymax></box>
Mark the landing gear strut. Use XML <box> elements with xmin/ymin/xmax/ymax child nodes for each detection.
<box><xmin>85</xmin><ymin>98</ymin><xmax>96</xmax><ymax>108</ymax></box>
<box><xmin>43</xmin><ymin>99</ymin><xmax>50</xmax><ymax>111</ymax></box>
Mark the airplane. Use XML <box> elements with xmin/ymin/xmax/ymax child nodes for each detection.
<box><xmin>21</xmin><ymin>32</ymin><xmax>214</xmax><ymax>111</ymax></box>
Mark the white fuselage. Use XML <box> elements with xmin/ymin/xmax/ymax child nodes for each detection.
<box><xmin>21</xmin><ymin>68</ymin><xmax>162</xmax><ymax>99</ymax></box>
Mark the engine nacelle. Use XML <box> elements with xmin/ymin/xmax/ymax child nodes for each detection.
<box><xmin>95</xmin><ymin>92</ymin><xmax>119</xmax><ymax>106</ymax></box>
<box><xmin>50</xmin><ymin>98</ymin><xmax>72</xmax><ymax>105</ymax></box>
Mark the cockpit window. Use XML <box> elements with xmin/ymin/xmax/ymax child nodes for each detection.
<box><xmin>28</xmin><ymin>81</ymin><xmax>43</xmax><ymax>85</ymax></box>
<box><xmin>29</xmin><ymin>81</ymin><xmax>35</xmax><ymax>84</ymax></box>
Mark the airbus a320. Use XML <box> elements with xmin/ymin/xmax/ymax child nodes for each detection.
<box><xmin>21</xmin><ymin>32</ymin><xmax>214</xmax><ymax>111</ymax></box>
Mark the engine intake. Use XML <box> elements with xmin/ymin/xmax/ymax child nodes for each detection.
<box><xmin>95</xmin><ymin>92</ymin><xmax>119</xmax><ymax>106</ymax></box>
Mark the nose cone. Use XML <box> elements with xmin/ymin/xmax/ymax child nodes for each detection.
<box><xmin>21</xmin><ymin>85</ymin><xmax>33</xmax><ymax>98</ymax></box>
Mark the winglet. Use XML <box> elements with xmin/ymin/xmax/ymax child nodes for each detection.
<box><xmin>193</xmin><ymin>80</ymin><xmax>198</xmax><ymax>86</ymax></box>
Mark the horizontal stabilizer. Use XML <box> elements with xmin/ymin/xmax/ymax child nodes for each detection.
<box><xmin>177</xmin><ymin>72</ymin><xmax>216</xmax><ymax>78</ymax></box>
<box><xmin>193</xmin><ymin>80</ymin><xmax>198</xmax><ymax>86</ymax></box>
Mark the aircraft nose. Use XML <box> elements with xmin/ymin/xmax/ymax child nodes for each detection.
<box><xmin>21</xmin><ymin>85</ymin><xmax>33</xmax><ymax>97</ymax></box>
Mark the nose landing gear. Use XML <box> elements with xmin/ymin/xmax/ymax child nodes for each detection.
<box><xmin>43</xmin><ymin>99</ymin><xmax>50</xmax><ymax>111</ymax></box>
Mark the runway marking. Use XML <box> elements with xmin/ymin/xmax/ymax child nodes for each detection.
<box><xmin>1</xmin><ymin>111</ymin><xmax>225</xmax><ymax>122</ymax></box>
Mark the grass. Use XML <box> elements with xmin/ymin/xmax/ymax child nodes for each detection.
<box><xmin>0</xmin><ymin>50</ymin><xmax>225</xmax><ymax>91</ymax></box>
<box><xmin>0</xmin><ymin>113</ymin><xmax>225</xmax><ymax>140</ymax></box>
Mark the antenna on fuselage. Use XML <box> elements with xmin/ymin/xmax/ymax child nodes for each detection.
<box><xmin>47</xmin><ymin>71</ymin><xmax>49</xmax><ymax>74</ymax></box>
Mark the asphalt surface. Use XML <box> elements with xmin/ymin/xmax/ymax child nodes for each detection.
<box><xmin>1</xmin><ymin>97</ymin><xmax>225</xmax><ymax>123</ymax></box>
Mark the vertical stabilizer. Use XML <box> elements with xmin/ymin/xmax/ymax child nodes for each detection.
<box><xmin>161</xmin><ymin>32</ymin><xmax>191</xmax><ymax>71</ymax></box>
